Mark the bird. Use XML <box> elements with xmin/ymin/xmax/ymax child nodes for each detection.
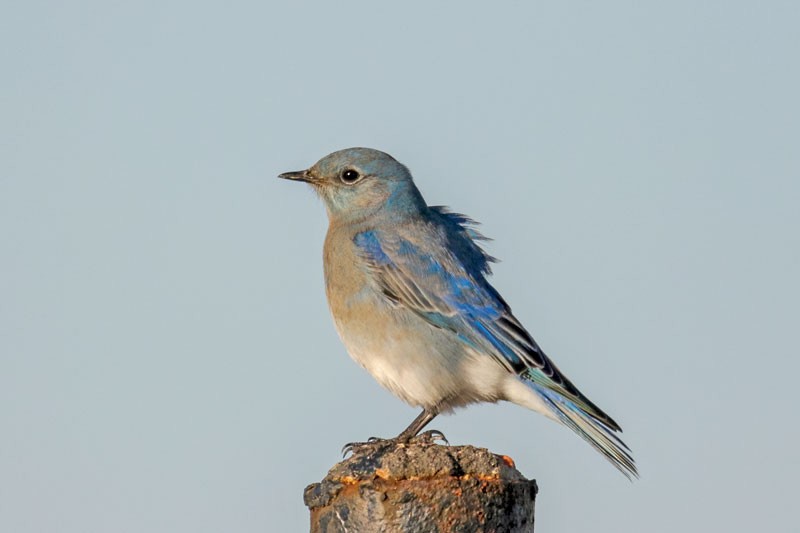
<box><xmin>278</xmin><ymin>147</ymin><xmax>637</xmax><ymax>478</ymax></box>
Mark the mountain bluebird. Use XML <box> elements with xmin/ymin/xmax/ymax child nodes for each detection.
<box><xmin>279</xmin><ymin>148</ymin><xmax>637</xmax><ymax>478</ymax></box>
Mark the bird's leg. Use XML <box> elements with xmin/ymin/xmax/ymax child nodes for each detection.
<box><xmin>342</xmin><ymin>407</ymin><xmax>446</xmax><ymax>457</ymax></box>
<box><xmin>396</xmin><ymin>408</ymin><xmax>439</xmax><ymax>442</ymax></box>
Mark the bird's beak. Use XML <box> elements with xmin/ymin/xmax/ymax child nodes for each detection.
<box><xmin>278</xmin><ymin>169</ymin><xmax>312</xmax><ymax>182</ymax></box>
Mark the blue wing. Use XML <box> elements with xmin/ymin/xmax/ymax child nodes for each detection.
<box><xmin>354</xmin><ymin>208</ymin><xmax>618</xmax><ymax>429</ymax></box>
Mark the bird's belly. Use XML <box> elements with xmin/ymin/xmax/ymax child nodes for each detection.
<box><xmin>328</xmin><ymin>289</ymin><xmax>507</xmax><ymax>410</ymax></box>
<box><xmin>330</xmin><ymin>295</ymin><xmax>449</xmax><ymax>407</ymax></box>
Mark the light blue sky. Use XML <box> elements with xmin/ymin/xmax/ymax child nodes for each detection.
<box><xmin>2</xmin><ymin>2</ymin><xmax>798</xmax><ymax>531</ymax></box>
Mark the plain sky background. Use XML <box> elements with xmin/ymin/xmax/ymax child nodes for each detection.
<box><xmin>2</xmin><ymin>1</ymin><xmax>798</xmax><ymax>532</ymax></box>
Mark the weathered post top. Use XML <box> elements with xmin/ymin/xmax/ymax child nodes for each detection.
<box><xmin>304</xmin><ymin>442</ymin><xmax>537</xmax><ymax>532</ymax></box>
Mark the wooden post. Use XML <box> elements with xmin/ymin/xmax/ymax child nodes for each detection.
<box><xmin>304</xmin><ymin>442</ymin><xmax>537</xmax><ymax>532</ymax></box>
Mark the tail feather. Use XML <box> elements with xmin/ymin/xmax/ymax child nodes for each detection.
<box><xmin>534</xmin><ymin>385</ymin><xmax>639</xmax><ymax>480</ymax></box>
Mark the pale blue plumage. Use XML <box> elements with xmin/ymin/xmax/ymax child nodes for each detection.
<box><xmin>279</xmin><ymin>147</ymin><xmax>637</xmax><ymax>478</ymax></box>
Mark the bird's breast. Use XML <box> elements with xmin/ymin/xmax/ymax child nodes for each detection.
<box><xmin>322</xmin><ymin>225</ymin><xmax>451</xmax><ymax>407</ymax></box>
<box><xmin>323</xmin><ymin>225</ymin><xmax>387</xmax><ymax>357</ymax></box>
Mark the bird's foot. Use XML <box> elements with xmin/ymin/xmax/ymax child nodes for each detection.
<box><xmin>341</xmin><ymin>437</ymin><xmax>394</xmax><ymax>458</ymax></box>
<box><xmin>342</xmin><ymin>429</ymin><xmax>449</xmax><ymax>457</ymax></box>
<box><xmin>341</xmin><ymin>430</ymin><xmax>448</xmax><ymax>457</ymax></box>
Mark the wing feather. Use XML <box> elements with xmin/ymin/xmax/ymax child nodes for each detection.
<box><xmin>353</xmin><ymin>216</ymin><xmax>621</xmax><ymax>432</ymax></box>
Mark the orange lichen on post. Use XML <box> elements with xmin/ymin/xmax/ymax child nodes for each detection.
<box><xmin>501</xmin><ymin>455</ymin><xmax>517</xmax><ymax>468</ymax></box>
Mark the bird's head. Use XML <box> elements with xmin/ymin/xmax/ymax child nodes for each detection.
<box><xmin>279</xmin><ymin>147</ymin><xmax>426</xmax><ymax>223</ymax></box>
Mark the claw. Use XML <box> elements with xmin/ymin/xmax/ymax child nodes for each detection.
<box><xmin>341</xmin><ymin>442</ymin><xmax>357</xmax><ymax>457</ymax></box>
<box><xmin>410</xmin><ymin>429</ymin><xmax>449</xmax><ymax>445</ymax></box>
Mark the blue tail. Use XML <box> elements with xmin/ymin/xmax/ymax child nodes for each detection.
<box><xmin>528</xmin><ymin>378</ymin><xmax>638</xmax><ymax>479</ymax></box>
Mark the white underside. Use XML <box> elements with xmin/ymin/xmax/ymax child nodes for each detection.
<box><xmin>336</xmin><ymin>310</ymin><xmax>558</xmax><ymax>422</ymax></box>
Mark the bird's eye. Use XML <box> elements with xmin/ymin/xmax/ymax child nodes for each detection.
<box><xmin>340</xmin><ymin>169</ymin><xmax>361</xmax><ymax>184</ymax></box>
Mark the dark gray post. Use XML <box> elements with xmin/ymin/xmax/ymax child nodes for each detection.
<box><xmin>304</xmin><ymin>442</ymin><xmax>537</xmax><ymax>532</ymax></box>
